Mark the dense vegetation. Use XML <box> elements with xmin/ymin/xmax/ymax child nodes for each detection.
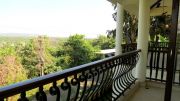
<box><xmin>0</xmin><ymin>34</ymin><xmax>115</xmax><ymax>87</ymax></box>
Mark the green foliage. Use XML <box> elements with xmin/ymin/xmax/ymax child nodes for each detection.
<box><xmin>17</xmin><ymin>40</ymin><xmax>39</xmax><ymax>78</ymax></box>
<box><xmin>123</xmin><ymin>11</ymin><xmax>138</xmax><ymax>43</ymax></box>
<box><xmin>158</xmin><ymin>35</ymin><xmax>169</xmax><ymax>42</ymax></box>
<box><xmin>17</xmin><ymin>37</ymin><xmax>62</xmax><ymax>78</ymax></box>
<box><xmin>0</xmin><ymin>43</ymin><xmax>16</xmax><ymax>56</ymax></box>
<box><xmin>149</xmin><ymin>15</ymin><xmax>171</xmax><ymax>42</ymax></box>
<box><xmin>110</xmin><ymin>8</ymin><xmax>171</xmax><ymax>43</ymax></box>
<box><xmin>108</xmin><ymin>10</ymin><xmax>138</xmax><ymax>44</ymax></box>
<box><xmin>92</xmin><ymin>35</ymin><xmax>115</xmax><ymax>50</ymax></box>
<box><xmin>0</xmin><ymin>35</ymin><xmax>102</xmax><ymax>87</ymax></box>
<box><xmin>56</xmin><ymin>34</ymin><xmax>98</xmax><ymax>69</ymax></box>
<box><xmin>44</xmin><ymin>64</ymin><xmax>61</xmax><ymax>74</ymax></box>
<box><xmin>0</xmin><ymin>56</ymin><xmax>27</xmax><ymax>86</ymax></box>
<box><xmin>36</xmin><ymin>36</ymin><xmax>62</xmax><ymax>74</ymax></box>
<box><xmin>0</xmin><ymin>43</ymin><xmax>27</xmax><ymax>87</ymax></box>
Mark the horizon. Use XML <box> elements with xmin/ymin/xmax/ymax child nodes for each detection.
<box><xmin>0</xmin><ymin>0</ymin><xmax>116</xmax><ymax>38</ymax></box>
<box><xmin>0</xmin><ymin>32</ymin><xmax>109</xmax><ymax>39</ymax></box>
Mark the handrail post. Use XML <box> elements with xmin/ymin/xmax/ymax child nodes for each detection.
<box><xmin>164</xmin><ymin>0</ymin><xmax>179</xmax><ymax>100</ymax></box>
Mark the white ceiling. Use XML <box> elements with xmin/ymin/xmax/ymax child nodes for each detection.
<box><xmin>109</xmin><ymin>0</ymin><xmax>173</xmax><ymax>16</ymax></box>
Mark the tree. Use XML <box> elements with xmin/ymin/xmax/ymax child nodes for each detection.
<box><xmin>56</xmin><ymin>34</ymin><xmax>98</xmax><ymax>69</ymax></box>
<box><xmin>34</xmin><ymin>36</ymin><xmax>61</xmax><ymax>74</ymax></box>
<box><xmin>0</xmin><ymin>42</ymin><xmax>16</xmax><ymax>56</ymax></box>
<box><xmin>123</xmin><ymin>12</ymin><xmax>138</xmax><ymax>43</ymax></box>
<box><xmin>0</xmin><ymin>56</ymin><xmax>27</xmax><ymax>86</ymax></box>
<box><xmin>17</xmin><ymin>39</ymin><xmax>39</xmax><ymax>78</ymax></box>
<box><xmin>92</xmin><ymin>35</ymin><xmax>115</xmax><ymax>49</ymax></box>
<box><xmin>107</xmin><ymin>10</ymin><xmax>138</xmax><ymax>44</ymax></box>
<box><xmin>149</xmin><ymin>15</ymin><xmax>171</xmax><ymax>42</ymax></box>
<box><xmin>0</xmin><ymin>43</ymin><xmax>27</xmax><ymax>86</ymax></box>
<box><xmin>17</xmin><ymin>36</ymin><xmax>61</xmax><ymax>78</ymax></box>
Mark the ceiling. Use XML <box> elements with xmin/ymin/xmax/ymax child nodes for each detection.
<box><xmin>108</xmin><ymin>0</ymin><xmax>173</xmax><ymax>16</ymax></box>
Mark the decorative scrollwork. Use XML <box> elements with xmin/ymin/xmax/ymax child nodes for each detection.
<box><xmin>49</xmin><ymin>82</ymin><xmax>60</xmax><ymax>101</ymax></box>
<box><xmin>36</xmin><ymin>86</ymin><xmax>47</xmax><ymax>101</ymax></box>
<box><xmin>71</xmin><ymin>78</ymin><xmax>79</xmax><ymax>85</ymax></box>
<box><xmin>79</xmin><ymin>74</ymin><xmax>86</xmax><ymax>82</ymax></box>
<box><xmin>61</xmin><ymin>82</ymin><xmax>69</xmax><ymax>90</ymax></box>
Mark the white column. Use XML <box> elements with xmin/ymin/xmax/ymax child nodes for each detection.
<box><xmin>136</xmin><ymin>0</ymin><xmax>150</xmax><ymax>82</ymax></box>
<box><xmin>115</xmin><ymin>3</ymin><xmax>124</xmax><ymax>55</ymax></box>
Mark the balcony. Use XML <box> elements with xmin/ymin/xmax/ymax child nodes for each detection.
<box><xmin>0</xmin><ymin>42</ymin><xmax>180</xmax><ymax>101</ymax></box>
<box><xmin>0</xmin><ymin>0</ymin><xmax>180</xmax><ymax>100</ymax></box>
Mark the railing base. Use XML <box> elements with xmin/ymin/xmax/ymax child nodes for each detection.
<box><xmin>117</xmin><ymin>81</ymin><xmax>140</xmax><ymax>101</ymax></box>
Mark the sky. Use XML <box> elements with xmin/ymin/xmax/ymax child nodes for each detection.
<box><xmin>0</xmin><ymin>0</ymin><xmax>116</xmax><ymax>38</ymax></box>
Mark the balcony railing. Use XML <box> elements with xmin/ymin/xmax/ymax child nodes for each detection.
<box><xmin>147</xmin><ymin>42</ymin><xmax>169</xmax><ymax>82</ymax></box>
<box><xmin>147</xmin><ymin>42</ymin><xmax>180</xmax><ymax>84</ymax></box>
<box><xmin>121</xmin><ymin>42</ymin><xmax>180</xmax><ymax>84</ymax></box>
<box><xmin>0</xmin><ymin>50</ymin><xmax>141</xmax><ymax>101</ymax></box>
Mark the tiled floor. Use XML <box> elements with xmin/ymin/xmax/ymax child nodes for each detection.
<box><xmin>128</xmin><ymin>86</ymin><xmax>165</xmax><ymax>101</ymax></box>
<box><xmin>128</xmin><ymin>83</ymin><xmax>180</xmax><ymax>101</ymax></box>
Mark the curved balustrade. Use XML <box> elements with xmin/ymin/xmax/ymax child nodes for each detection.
<box><xmin>0</xmin><ymin>50</ymin><xmax>141</xmax><ymax>101</ymax></box>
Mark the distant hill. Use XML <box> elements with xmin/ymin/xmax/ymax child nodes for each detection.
<box><xmin>0</xmin><ymin>34</ymin><xmax>68</xmax><ymax>46</ymax></box>
<box><xmin>0</xmin><ymin>36</ymin><xmax>33</xmax><ymax>43</ymax></box>
<box><xmin>0</xmin><ymin>33</ymin><xmax>35</xmax><ymax>37</ymax></box>
<box><xmin>0</xmin><ymin>33</ymin><xmax>95</xmax><ymax>46</ymax></box>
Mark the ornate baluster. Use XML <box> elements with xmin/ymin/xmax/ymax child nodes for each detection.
<box><xmin>103</xmin><ymin>62</ymin><xmax>115</xmax><ymax>100</ymax></box>
<box><xmin>123</xmin><ymin>58</ymin><xmax>131</xmax><ymax>86</ymax></box>
<box><xmin>90</xmin><ymin>67</ymin><xmax>105</xmax><ymax>100</ymax></box>
<box><xmin>61</xmin><ymin>78</ymin><xmax>71</xmax><ymax>101</ymax></box>
<box><xmin>83</xmin><ymin>69</ymin><xmax>95</xmax><ymax>100</ymax></box>
<box><xmin>78</xmin><ymin>72</ymin><xmax>87</xmax><ymax>101</ymax></box>
<box><xmin>112</xmin><ymin>59</ymin><xmax>122</xmax><ymax>98</ymax></box>
<box><xmin>106</xmin><ymin>61</ymin><xmax>115</xmax><ymax>88</ymax></box>
<box><xmin>127</xmin><ymin>57</ymin><xmax>135</xmax><ymax>83</ymax></box>
<box><xmin>18</xmin><ymin>92</ymin><xmax>28</xmax><ymax>101</ymax></box>
<box><xmin>118</xmin><ymin>59</ymin><xmax>127</xmax><ymax>90</ymax></box>
<box><xmin>88</xmin><ymin>67</ymin><xmax>104</xmax><ymax>100</ymax></box>
<box><xmin>70</xmin><ymin>74</ymin><xmax>80</xmax><ymax>101</ymax></box>
<box><xmin>112</xmin><ymin>59</ymin><xmax>118</xmax><ymax>79</ymax></box>
<box><xmin>113</xmin><ymin>57</ymin><xmax>131</xmax><ymax>97</ymax></box>
<box><xmin>49</xmin><ymin>81</ymin><xmax>60</xmax><ymax>101</ymax></box>
<box><xmin>113</xmin><ymin>58</ymin><xmax>121</xmax><ymax>80</ymax></box>
<box><xmin>97</xmin><ymin>67</ymin><xmax>109</xmax><ymax>98</ymax></box>
<box><xmin>36</xmin><ymin>86</ymin><xmax>47</xmax><ymax>101</ymax></box>
<box><xmin>100</xmin><ymin>63</ymin><xmax>111</xmax><ymax>94</ymax></box>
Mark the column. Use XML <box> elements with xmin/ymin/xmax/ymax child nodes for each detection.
<box><xmin>115</xmin><ymin>3</ymin><xmax>124</xmax><ymax>55</ymax></box>
<box><xmin>136</xmin><ymin>0</ymin><xmax>150</xmax><ymax>82</ymax></box>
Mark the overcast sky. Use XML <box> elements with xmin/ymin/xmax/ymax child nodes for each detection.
<box><xmin>0</xmin><ymin>0</ymin><xmax>116</xmax><ymax>38</ymax></box>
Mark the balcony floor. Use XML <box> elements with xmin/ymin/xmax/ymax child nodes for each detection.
<box><xmin>128</xmin><ymin>82</ymin><xmax>180</xmax><ymax>101</ymax></box>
